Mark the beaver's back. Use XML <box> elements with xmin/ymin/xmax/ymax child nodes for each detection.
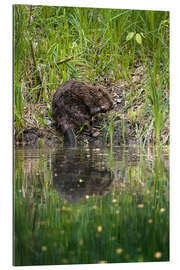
<box><xmin>52</xmin><ymin>80</ymin><xmax>113</xmax><ymax>133</ymax></box>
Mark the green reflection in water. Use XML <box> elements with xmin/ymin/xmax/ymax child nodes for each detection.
<box><xmin>14</xmin><ymin>146</ymin><xmax>169</xmax><ymax>266</ymax></box>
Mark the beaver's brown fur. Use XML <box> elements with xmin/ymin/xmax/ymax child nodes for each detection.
<box><xmin>52</xmin><ymin>80</ymin><xmax>113</xmax><ymax>145</ymax></box>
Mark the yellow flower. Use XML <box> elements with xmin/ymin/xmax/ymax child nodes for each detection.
<box><xmin>137</xmin><ymin>204</ymin><xmax>144</xmax><ymax>208</ymax></box>
<box><xmin>79</xmin><ymin>239</ymin><xmax>83</xmax><ymax>245</ymax></box>
<box><xmin>154</xmin><ymin>252</ymin><xmax>162</xmax><ymax>259</ymax></box>
<box><xmin>41</xmin><ymin>246</ymin><xmax>47</xmax><ymax>252</ymax></box>
<box><xmin>97</xmin><ymin>226</ymin><xmax>103</xmax><ymax>232</ymax></box>
<box><xmin>116</xmin><ymin>248</ymin><xmax>123</xmax><ymax>254</ymax></box>
<box><xmin>98</xmin><ymin>261</ymin><xmax>107</xmax><ymax>264</ymax></box>
<box><xmin>61</xmin><ymin>206</ymin><xmax>72</xmax><ymax>211</ymax></box>
<box><xmin>61</xmin><ymin>258</ymin><xmax>68</xmax><ymax>263</ymax></box>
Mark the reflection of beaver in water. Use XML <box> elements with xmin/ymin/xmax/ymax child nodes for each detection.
<box><xmin>52</xmin><ymin>148</ymin><xmax>114</xmax><ymax>203</ymax></box>
<box><xmin>52</xmin><ymin>80</ymin><xmax>113</xmax><ymax>146</ymax></box>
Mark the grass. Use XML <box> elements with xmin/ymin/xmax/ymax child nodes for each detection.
<box><xmin>13</xmin><ymin>5</ymin><xmax>169</xmax><ymax>145</ymax></box>
<box><xmin>106</xmin><ymin>111</ymin><xmax>116</xmax><ymax>148</ymax></box>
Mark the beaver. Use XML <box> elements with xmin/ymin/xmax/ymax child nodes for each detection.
<box><xmin>52</xmin><ymin>80</ymin><xmax>113</xmax><ymax>146</ymax></box>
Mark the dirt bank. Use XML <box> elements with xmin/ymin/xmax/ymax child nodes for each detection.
<box><xmin>15</xmin><ymin>65</ymin><xmax>169</xmax><ymax>147</ymax></box>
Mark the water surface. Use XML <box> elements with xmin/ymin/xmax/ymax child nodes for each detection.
<box><xmin>14</xmin><ymin>145</ymin><xmax>169</xmax><ymax>265</ymax></box>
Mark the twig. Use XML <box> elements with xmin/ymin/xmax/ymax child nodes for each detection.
<box><xmin>56</xmin><ymin>56</ymin><xmax>74</xmax><ymax>65</ymax></box>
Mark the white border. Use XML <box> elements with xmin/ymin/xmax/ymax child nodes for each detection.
<box><xmin>1</xmin><ymin>1</ymin><xmax>180</xmax><ymax>269</ymax></box>
<box><xmin>5</xmin><ymin>0</ymin><xmax>172</xmax><ymax>10</ymax></box>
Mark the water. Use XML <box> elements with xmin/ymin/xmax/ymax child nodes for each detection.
<box><xmin>14</xmin><ymin>145</ymin><xmax>169</xmax><ymax>266</ymax></box>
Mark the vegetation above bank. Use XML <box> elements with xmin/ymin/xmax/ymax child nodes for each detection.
<box><xmin>14</xmin><ymin>5</ymin><xmax>169</xmax><ymax>147</ymax></box>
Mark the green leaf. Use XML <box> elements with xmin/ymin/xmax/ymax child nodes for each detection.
<box><xmin>126</xmin><ymin>32</ymin><xmax>134</xmax><ymax>41</ymax></box>
<box><xmin>135</xmin><ymin>33</ymin><xmax>142</xmax><ymax>45</ymax></box>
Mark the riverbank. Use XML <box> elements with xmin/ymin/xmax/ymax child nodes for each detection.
<box><xmin>15</xmin><ymin>64</ymin><xmax>169</xmax><ymax>147</ymax></box>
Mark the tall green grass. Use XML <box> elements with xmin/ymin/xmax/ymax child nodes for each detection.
<box><xmin>14</xmin><ymin>5</ymin><xmax>169</xmax><ymax>145</ymax></box>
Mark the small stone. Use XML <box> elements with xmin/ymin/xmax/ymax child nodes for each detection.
<box><xmin>92</xmin><ymin>131</ymin><xmax>100</xmax><ymax>137</ymax></box>
<box><xmin>116</xmin><ymin>98</ymin><xmax>122</xmax><ymax>103</ymax></box>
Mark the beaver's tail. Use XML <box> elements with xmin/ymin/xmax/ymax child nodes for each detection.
<box><xmin>64</xmin><ymin>128</ymin><xmax>76</xmax><ymax>147</ymax></box>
